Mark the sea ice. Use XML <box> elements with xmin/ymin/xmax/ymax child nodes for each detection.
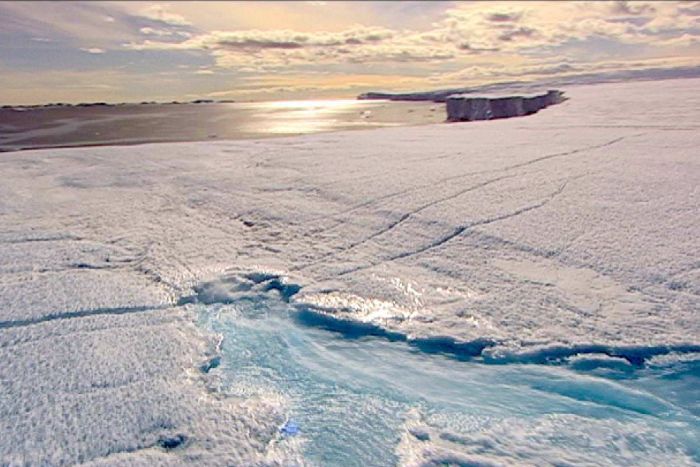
<box><xmin>0</xmin><ymin>77</ymin><xmax>698</xmax><ymax>464</ymax></box>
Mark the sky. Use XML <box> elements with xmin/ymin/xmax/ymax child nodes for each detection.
<box><xmin>1</xmin><ymin>1</ymin><xmax>699</xmax><ymax>105</ymax></box>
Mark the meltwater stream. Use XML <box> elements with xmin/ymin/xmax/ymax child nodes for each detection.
<box><xmin>193</xmin><ymin>275</ymin><xmax>699</xmax><ymax>466</ymax></box>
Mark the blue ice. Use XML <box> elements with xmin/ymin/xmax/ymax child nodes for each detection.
<box><xmin>196</xmin><ymin>283</ymin><xmax>699</xmax><ymax>466</ymax></box>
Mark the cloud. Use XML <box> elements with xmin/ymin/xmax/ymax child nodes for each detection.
<box><xmin>59</xmin><ymin>83</ymin><xmax>117</xmax><ymax>90</ymax></box>
<box><xmin>0</xmin><ymin>2</ymin><xmax>140</xmax><ymax>45</ymax></box>
<box><xmin>188</xmin><ymin>27</ymin><xmax>394</xmax><ymax>50</ymax></box>
<box><xmin>125</xmin><ymin>26</ymin><xmax>453</xmax><ymax>67</ymax></box>
<box><xmin>439</xmin><ymin>1</ymin><xmax>699</xmax><ymax>53</ymax></box>
<box><xmin>457</xmin><ymin>43</ymin><xmax>500</xmax><ymax>53</ymax></box>
<box><xmin>486</xmin><ymin>11</ymin><xmax>523</xmax><ymax>23</ymax></box>
<box><xmin>611</xmin><ymin>1</ymin><xmax>656</xmax><ymax>16</ymax></box>
<box><xmin>498</xmin><ymin>27</ymin><xmax>538</xmax><ymax>42</ymax></box>
<box><xmin>432</xmin><ymin>55</ymin><xmax>700</xmax><ymax>86</ymax></box>
<box><xmin>121</xmin><ymin>1</ymin><xmax>700</xmax><ymax>82</ymax></box>
<box><xmin>80</xmin><ymin>47</ymin><xmax>106</xmax><ymax>54</ymax></box>
<box><xmin>3</xmin><ymin>1</ymin><xmax>700</xmax><ymax>103</ymax></box>
<box><xmin>138</xmin><ymin>4</ymin><xmax>191</xmax><ymax>26</ymax></box>
<box><xmin>657</xmin><ymin>33</ymin><xmax>700</xmax><ymax>47</ymax></box>
<box><xmin>140</xmin><ymin>27</ymin><xmax>172</xmax><ymax>37</ymax></box>
<box><xmin>678</xmin><ymin>2</ymin><xmax>700</xmax><ymax>17</ymax></box>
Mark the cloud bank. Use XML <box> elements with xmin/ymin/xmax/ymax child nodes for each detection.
<box><xmin>1</xmin><ymin>1</ymin><xmax>699</xmax><ymax>103</ymax></box>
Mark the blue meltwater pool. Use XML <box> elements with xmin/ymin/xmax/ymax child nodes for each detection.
<box><xmin>193</xmin><ymin>274</ymin><xmax>699</xmax><ymax>466</ymax></box>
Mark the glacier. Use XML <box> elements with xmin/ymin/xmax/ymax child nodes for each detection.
<box><xmin>0</xmin><ymin>78</ymin><xmax>698</xmax><ymax>465</ymax></box>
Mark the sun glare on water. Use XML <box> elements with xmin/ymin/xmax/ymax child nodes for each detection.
<box><xmin>247</xmin><ymin>99</ymin><xmax>381</xmax><ymax>134</ymax></box>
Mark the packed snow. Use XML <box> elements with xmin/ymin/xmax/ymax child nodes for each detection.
<box><xmin>0</xmin><ymin>78</ymin><xmax>698</xmax><ymax>465</ymax></box>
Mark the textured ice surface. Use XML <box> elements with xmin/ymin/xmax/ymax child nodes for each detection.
<box><xmin>194</xmin><ymin>274</ymin><xmax>698</xmax><ymax>466</ymax></box>
<box><xmin>1</xmin><ymin>78</ymin><xmax>699</xmax><ymax>464</ymax></box>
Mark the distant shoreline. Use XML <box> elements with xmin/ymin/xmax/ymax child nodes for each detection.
<box><xmin>3</xmin><ymin>65</ymin><xmax>699</xmax><ymax>110</ymax></box>
<box><xmin>1</xmin><ymin>99</ymin><xmax>236</xmax><ymax>111</ymax></box>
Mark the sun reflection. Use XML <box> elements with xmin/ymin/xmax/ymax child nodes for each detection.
<box><xmin>242</xmin><ymin>99</ymin><xmax>385</xmax><ymax>134</ymax></box>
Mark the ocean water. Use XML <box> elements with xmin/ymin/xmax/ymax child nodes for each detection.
<box><xmin>0</xmin><ymin>99</ymin><xmax>444</xmax><ymax>152</ymax></box>
<box><xmin>196</xmin><ymin>281</ymin><xmax>699</xmax><ymax>466</ymax></box>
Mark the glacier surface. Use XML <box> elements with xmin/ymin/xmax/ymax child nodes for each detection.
<box><xmin>0</xmin><ymin>78</ymin><xmax>698</xmax><ymax>465</ymax></box>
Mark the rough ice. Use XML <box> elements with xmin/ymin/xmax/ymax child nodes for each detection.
<box><xmin>0</xmin><ymin>78</ymin><xmax>698</xmax><ymax>464</ymax></box>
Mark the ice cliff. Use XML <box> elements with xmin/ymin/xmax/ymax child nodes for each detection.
<box><xmin>446</xmin><ymin>90</ymin><xmax>565</xmax><ymax>122</ymax></box>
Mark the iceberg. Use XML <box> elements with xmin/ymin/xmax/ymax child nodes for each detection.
<box><xmin>446</xmin><ymin>90</ymin><xmax>565</xmax><ymax>121</ymax></box>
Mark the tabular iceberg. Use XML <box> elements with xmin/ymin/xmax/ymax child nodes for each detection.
<box><xmin>446</xmin><ymin>90</ymin><xmax>565</xmax><ymax>121</ymax></box>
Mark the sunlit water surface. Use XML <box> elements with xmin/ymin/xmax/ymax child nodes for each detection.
<box><xmin>0</xmin><ymin>99</ymin><xmax>444</xmax><ymax>152</ymax></box>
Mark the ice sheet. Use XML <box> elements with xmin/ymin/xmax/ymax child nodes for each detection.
<box><xmin>0</xmin><ymin>78</ymin><xmax>698</xmax><ymax>464</ymax></box>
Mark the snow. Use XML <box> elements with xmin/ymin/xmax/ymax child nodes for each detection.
<box><xmin>0</xmin><ymin>77</ymin><xmax>698</xmax><ymax>464</ymax></box>
<box><xmin>397</xmin><ymin>410</ymin><xmax>696</xmax><ymax>466</ymax></box>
